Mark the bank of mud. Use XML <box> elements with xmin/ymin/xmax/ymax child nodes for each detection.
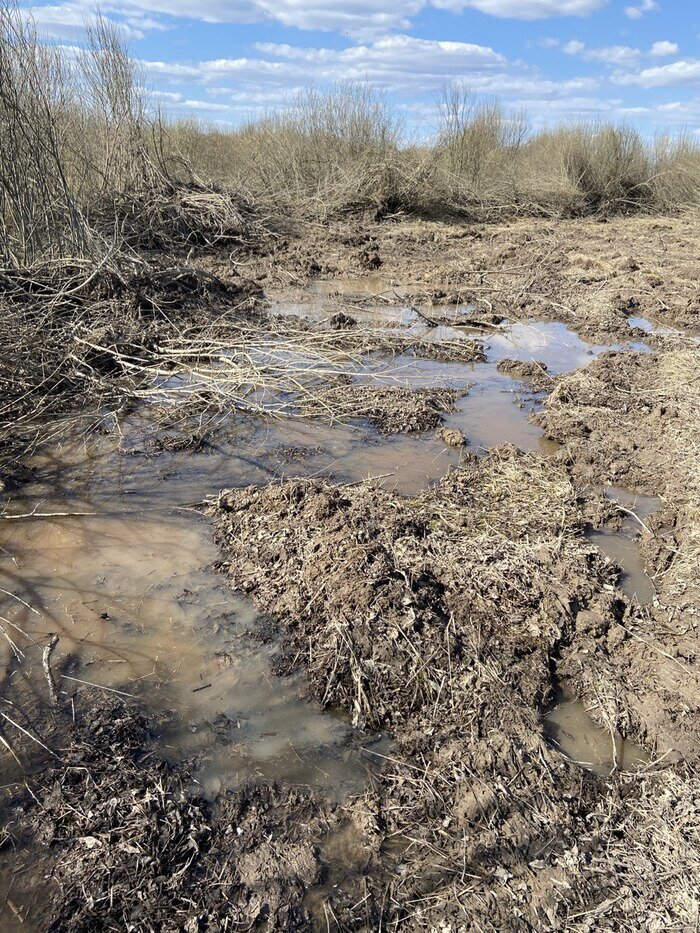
<box><xmin>211</xmin><ymin>443</ymin><xmax>700</xmax><ymax>929</ymax></box>
<box><xmin>228</xmin><ymin>213</ymin><xmax>700</xmax><ymax>342</ymax></box>
<box><xmin>2</xmin><ymin>213</ymin><xmax>700</xmax><ymax>930</ymax></box>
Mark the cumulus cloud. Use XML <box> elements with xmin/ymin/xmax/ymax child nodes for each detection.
<box><xmin>562</xmin><ymin>40</ymin><xmax>641</xmax><ymax>66</ymax></box>
<box><xmin>650</xmin><ymin>40</ymin><xmax>679</xmax><ymax>57</ymax></box>
<box><xmin>624</xmin><ymin>0</ymin><xmax>658</xmax><ymax>19</ymax></box>
<box><xmin>25</xmin><ymin>2</ymin><xmax>152</xmax><ymax>39</ymax></box>
<box><xmin>615</xmin><ymin>59</ymin><xmax>700</xmax><ymax>87</ymax></box>
<box><xmin>142</xmin><ymin>35</ymin><xmax>598</xmax><ymax>102</ymax></box>
<box><xmin>26</xmin><ymin>0</ymin><xmax>608</xmax><ymax>37</ymax></box>
<box><xmin>145</xmin><ymin>35</ymin><xmax>508</xmax><ymax>91</ymax></box>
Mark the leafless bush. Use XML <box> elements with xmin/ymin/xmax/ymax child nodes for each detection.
<box><xmin>0</xmin><ymin>5</ymin><xmax>89</xmax><ymax>263</ymax></box>
<box><xmin>432</xmin><ymin>84</ymin><xmax>528</xmax><ymax>212</ymax></box>
<box><xmin>164</xmin><ymin>82</ymin><xmax>700</xmax><ymax>221</ymax></box>
<box><xmin>165</xmin><ymin>84</ymin><xmax>422</xmax><ymax>219</ymax></box>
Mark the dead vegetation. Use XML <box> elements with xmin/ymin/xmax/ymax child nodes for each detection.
<box><xmin>0</xmin><ymin>3</ymin><xmax>272</xmax><ymax>475</ymax></box>
<box><xmin>211</xmin><ymin>446</ymin><xmax>700</xmax><ymax>929</ymax></box>
<box><xmin>301</xmin><ymin>385</ymin><xmax>461</xmax><ymax>433</ymax></box>
<box><xmin>1</xmin><ymin>699</ymin><xmax>348</xmax><ymax>931</ymax></box>
<box><xmin>170</xmin><ymin>83</ymin><xmax>700</xmax><ymax>222</ymax></box>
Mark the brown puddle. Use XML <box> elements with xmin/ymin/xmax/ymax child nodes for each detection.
<box><xmin>543</xmin><ymin>689</ymin><xmax>649</xmax><ymax>775</ymax></box>
<box><xmin>0</xmin><ymin>507</ymin><xmax>383</xmax><ymax>796</ymax></box>
<box><xmin>273</xmin><ymin>292</ymin><xmax>649</xmax><ymax>458</ymax></box>
<box><xmin>587</xmin><ymin>485</ymin><xmax>661</xmax><ymax>606</ymax></box>
<box><xmin>1</xmin><ymin>289</ymin><xmax>660</xmax><ymax>927</ymax></box>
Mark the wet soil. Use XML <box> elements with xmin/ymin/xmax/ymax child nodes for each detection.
<box><xmin>222</xmin><ymin>214</ymin><xmax>700</xmax><ymax>341</ymax></box>
<box><xmin>211</xmin><ymin>447</ymin><xmax>697</xmax><ymax>929</ymax></box>
<box><xmin>3</xmin><ymin>214</ymin><xmax>700</xmax><ymax>930</ymax></box>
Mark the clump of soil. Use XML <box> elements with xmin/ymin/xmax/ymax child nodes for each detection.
<box><xmin>537</xmin><ymin>346</ymin><xmax>698</xmax><ymax>500</ymax></box>
<box><xmin>497</xmin><ymin>357</ymin><xmax>550</xmax><ymax>388</ymax></box>
<box><xmin>329</xmin><ymin>310</ymin><xmax>357</xmax><ymax>329</ymax></box>
<box><xmin>211</xmin><ymin>447</ymin><xmax>700</xmax><ymax>928</ymax></box>
<box><xmin>302</xmin><ymin>385</ymin><xmax>461</xmax><ymax>434</ymax></box>
<box><xmin>0</xmin><ymin>699</ymin><xmax>371</xmax><ymax>931</ymax></box>
<box><xmin>435</xmin><ymin>425</ymin><xmax>467</xmax><ymax>447</ymax></box>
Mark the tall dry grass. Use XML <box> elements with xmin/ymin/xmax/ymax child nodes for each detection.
<box><xmin>163</xmin><ymin>83</ymin><xmax>700</xmax><ymax>221</ymax></box>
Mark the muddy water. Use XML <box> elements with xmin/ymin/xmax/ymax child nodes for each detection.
<box><xmin>0</xmin><ymin>507</ymin><xmax>382</xmax><ymax>795</ymax></box>
<box><xmin>543</xmin><ymin>690</ymin><xmax>649</xmax><ymax>775</ymax></box>
<box><xmin>1</xmin><ymin>288</ymin><xmax>658</xmax><ymax>919</ymax></box>
<box><xmin>587</xmin><ymin>486</ymin><xmax>661</xmax><ymax>606</ymax></box>
<box><xmin>276</xmin><ymin>290</ymin><xmax>641</xmax><ymax>457</ymax></box>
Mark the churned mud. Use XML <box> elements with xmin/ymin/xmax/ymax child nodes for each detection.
<box><xmin>237</xmin><ymin>213</ymin><xmax>700</xmax><ymax>341</ymax></box>
<box><xmin>211</xmin><ymin>446</ymin><xmax>698</xmax><ymax>928</ymax></box>
<box><xmin>2</xmin><ymin>214</ymin><xmax>700</xmax><ymax>931</ymax></box>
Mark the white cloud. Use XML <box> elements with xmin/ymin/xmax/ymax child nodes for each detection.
<box><xmin>146</xmin><ymin>35</ymin><xmax>508</xmax><ymax>91</ymax></box>
<box><xmin>563</xmin><ymin>40</ymin><xmax>641</xmax><ymax>66</ymax></box>
<box><xmin>150</xmin><ymin>89</ymin><xmax>184</xmax><ymax>101</ymax></box>
<box><xmin>143</xmin><ymin>36</ymin><xmax>599</xmax><ymax>102</ymax></box>
<box><xmin>436</xmin><ymin>0</ymin><xmax>607</xmax><ymax>17</ymax></box>
<box><xmin>624</xmin><ymin>0</ymin><xmax>658</xmax><ymax>19</ymax></box>
<box><xmin>615</xmin><ymin>59</ymin><xmax>700</xmax><ymax>87</ymax></box>
<box><xmin>26</xmin><ymin>2</ymin><xmax>149</xmax><ymax>39</ymax></box>
<box><xmin>650</xmin><ymin>40</ymin><xmax>679</xmax><ymax>57</ymax></box>
<box><xmin>26</xmin><ymin>0</ymin><xmax>608</xmax><ymax>38</ymax></box>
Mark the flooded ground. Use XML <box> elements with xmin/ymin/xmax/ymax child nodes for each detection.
<box><xmin>0</xmin><ymin>281</ymin><xmax>670</xmax><ymax>929</ymax></box>
<box><xmin>0</xmin><ymin>508</ymin><xmax>382</xmax><ymax>796</ymax></box>
<box><xmin>0</xmin><ymin>302</ymin><xmax>653</xmax><ymax>769</ymax></box>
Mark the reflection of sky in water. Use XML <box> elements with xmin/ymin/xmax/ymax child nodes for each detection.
<box><xmin>12</xmin><ymin>316</ymin><xmax>647</xmax><ymax>506</ymax></box>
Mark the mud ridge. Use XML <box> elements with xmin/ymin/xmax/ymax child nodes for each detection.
<box><xmin>211</xmin><ymin>446</ymin><xmax>700</xmax><ymax>929</ymax></box>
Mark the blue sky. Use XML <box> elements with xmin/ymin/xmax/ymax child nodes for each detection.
<box><xmin>22</xmin><ymin>0</ymin><xmax>700</xmax><ymax>136</ymax></box>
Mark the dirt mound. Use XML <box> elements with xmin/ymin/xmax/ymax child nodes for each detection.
<box><xmin>497</xmin><ymin>357</ymin><xmax>550</xmax><ymax>388</ymax></box>
<box><xmin>213</xmin><ymin>448</ymin><xmax>602</xmax><ymax>728</ymax></box>
<box><xmin>211</xmin><ymin>447</ymin><xmax>700</xmax><ymax>929</ymax></box>
<box><xmin>302</xmin><ymin>385</ymin><xmax>461</xmax><ymax>434</ymax></box>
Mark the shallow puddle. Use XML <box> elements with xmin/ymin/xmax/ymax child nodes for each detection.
<box><xmin>628</xmin><ymin>314</ymin><xmax>700</xmax><ymax>341</ymax></box>
<box><xmin>543</xmin><ymin>690</ymin><xmax>648</xmax><ymax>775</ymax></box>
<box><xmin>0</xmin><ymin>508</ymin><xmax>381</xmax><ymax>796</ymax></box>
<box><xmin>587</xmin><ymin>485</ymin><xmax>661</xmax><ymax>605</ymax></box>
<box><xmin>272</xmin><ymin>290</ymin><xmax>648</xmax><ymax>458</ymax></box>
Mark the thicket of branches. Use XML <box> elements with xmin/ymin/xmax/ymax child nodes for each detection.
<box><xmin>0</xmin><ymin>2</ymin><xmax>264</xmax><ymax>474</ymax></box>
<box><xmin>169</xmin><ymin>82</ymin><xmax>700</xmax><ymax>221</ymax></box>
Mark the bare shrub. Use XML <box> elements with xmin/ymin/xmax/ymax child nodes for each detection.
<box><xmin>164</xmin><ymin>83</ymin><xmax>417</xmax><ymax>219</ymax></box>
<box><xmin>522</xmin><ymin>123</ymin><xmax>655</xmax><ymax>215</ymax></box>
<box><xmin>0</xmin><ymin>5</ymin><xmax>90</xmax><ymax>263</ymax></box>
<box><xmin>432</xmin><ymin>84</ymin><xmax>528</xmax><ymax>212</ymax></box>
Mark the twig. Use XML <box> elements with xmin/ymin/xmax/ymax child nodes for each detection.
<box><xmin>60</xmin><ymin>674</ymin><xmax>136</xmax><ymax>698</ymax></box>
<box><xmin>42</xmin><ymin>633</ymin><xmax>60</xmax><ymax>706</ymax></box>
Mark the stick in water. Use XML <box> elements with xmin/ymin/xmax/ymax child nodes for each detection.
<box><xmin>42</xmin><ymin>633</ymin><xmax>60</xmax><ymax>706</ymax></box>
